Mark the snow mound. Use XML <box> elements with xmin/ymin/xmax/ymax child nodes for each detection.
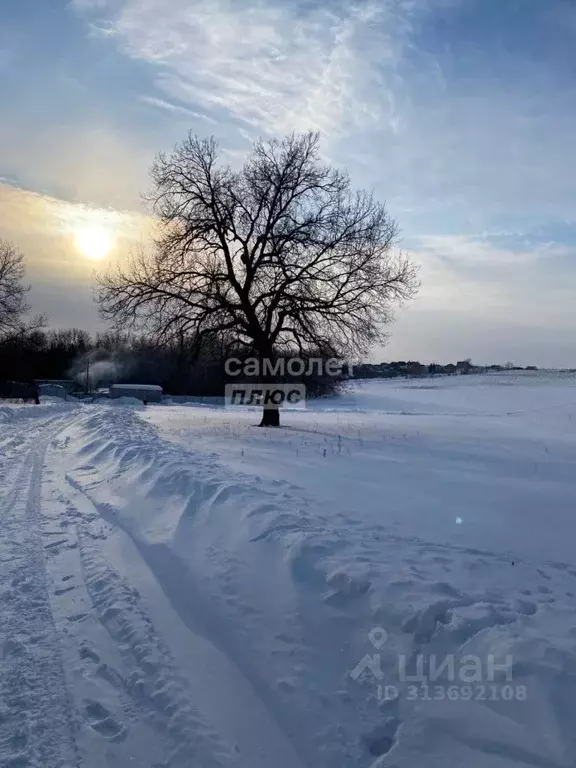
<box><xmin>108</xmin><ymin>395</ymin><xmax>145</xmax><ymax>406</ymax></box>
<box><xmin>0</xmin><ymin>401</ymin><xmax>78</xmax><ymax>424</ymax></box>
<box><xmin>91</xmin><ymin>396</ymin><xmax>145</xmax><ymax>407</ymax></box>
<box><xmin>60</xmin><ymin>399</ymin><xmax>576</xmax><ymax>767</ymax></box>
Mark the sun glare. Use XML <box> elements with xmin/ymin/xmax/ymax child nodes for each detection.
<box><xmin>74</xmin><ymin>225</ymin><xmax>114</xmax><ymax>261</ymax></box>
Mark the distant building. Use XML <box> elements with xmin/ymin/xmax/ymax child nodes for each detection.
<box><xmin>353</xmin><ymin>363</ymin><xmax>397</xmax><ymax>379</ymax></box>
<box><xmin>351</xmin><ymin>358</ymin><xmax>488</xmax><ymax>380</ymax></box>
<box><xmin>109</xmin><ymin>384</ymin><xmax>163</xmax><ymax>403</ymax></box>
<box><xmin>456</xmin><ymin>360</ymin><xmax>474</xmax><ymax>374</ymax></box>
<box><xmin>38</xmin><ymin>383</ymin><xmax>67</xmax><ymax>399</ymax></box>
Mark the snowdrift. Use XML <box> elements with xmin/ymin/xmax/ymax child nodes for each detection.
<box><xmin>60</xmin><ymin>394</ymin><xmax>576</xmax><ymax>767</ymax></box>
<box><xmin>0</xmin><ymin>401</ymin><xmax>78</xmax><ymax>425</ymax></box>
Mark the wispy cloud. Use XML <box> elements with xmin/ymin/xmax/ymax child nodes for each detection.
<box><xmin>72</xmin><ymin>0</ymin><xmax>576</xmax><ymax>230</ymax></box>
<box><xmin>139</xmin><ymin>95</ymin><xmax>217</xmax><ymax>123</ymax></box>
<box><xmin>72</xmin><ymin>0</ymin><xmax>428</xmax><ymax>136</ymax></box>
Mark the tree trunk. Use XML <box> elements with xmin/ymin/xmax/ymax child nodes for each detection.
<box><xmin>259</xmin><ymin>404</ymin><xmax>280</xmax><ymax>427</ymax></box>
<box><xmin>256</xmin><ymin>342</ymin><xmax>281</xmax><ymax>427</ymax></box>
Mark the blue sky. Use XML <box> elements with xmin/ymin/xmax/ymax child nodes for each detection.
<box><xmin>1</xmin><ymin>0</ymin><xmax>575</xmax><ymax>366</ymax></box>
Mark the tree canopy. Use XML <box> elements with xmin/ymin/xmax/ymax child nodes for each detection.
<box><xmin>97</xmin><ymin>132</ymin><xmax>417</xmax><ymax>424</ymax></box>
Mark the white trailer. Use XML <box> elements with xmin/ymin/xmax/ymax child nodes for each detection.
<box><xmin>109</xmin><ymin>384</ymin><xmax>163</xmax><ymax>403</ymax></box>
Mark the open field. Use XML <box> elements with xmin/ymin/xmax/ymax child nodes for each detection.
<box><xmin>1</xmin><ymin>371</ymin><xmax>576</xmax><ymax>767</ymax></box>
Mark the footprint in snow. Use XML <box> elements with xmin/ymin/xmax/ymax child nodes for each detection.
<box><xmin>54</xmin><ymin>586</ymin><xmax>75</xmax><ymax>596</ymax></box>
<box><xmin>67</xmin><ymin>612</ymin><xmax>88</xmax><ymax>623</ymax></box>
<box><xmin>84</xmin><ymin>700</ymin><xmax>127</xmax><ymax>742</ymax></box>
<box><xmin>79</xmin><ymin>643</ymin><xmax>100</xmax><ymax>664</ymax></box>
<box><xmin>365</xmin><ymin>717</ymin><xmax>402</xmax><ymax>758</ymax></box>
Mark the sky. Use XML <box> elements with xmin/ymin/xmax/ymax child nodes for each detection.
<box><xmin>1</xmin><ymin>0</ymin><xmax>575</xmax><ymax>367</ymax></box>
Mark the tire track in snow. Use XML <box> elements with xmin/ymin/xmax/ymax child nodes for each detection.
<box><xmin>59</xmin><ymin>471</ymin><xmax>307</xmax><ymax>768</ymax></box>
<box><xmin>75</xmin><ymin>521</ymin><xmax>231</xmax><ymax>767</ymax></box>
<box><xmin>39</xmin><ymin>426</ymin><xmax>232</xmax><ymax>767</ymax></box>
<box><xmin>0</xmin><ymin>413</ymin><xmax>80</xmax><ymax>768</ymax></box>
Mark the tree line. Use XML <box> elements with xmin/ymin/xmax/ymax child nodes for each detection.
<box><xmin>0</xmin><ymin>326</ymin><xmax>345</xmax><ymax>399</ymax></box>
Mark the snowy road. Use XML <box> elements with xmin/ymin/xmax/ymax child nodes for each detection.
<box><xmin>2</xmin><ymin>376</ymin><xmax>576</xmax><ymax>768</ymax></box>
<box><xmin>0</xmin><ymin>406</ymin><xmax>305</xmax><ymax>768</ymax></box>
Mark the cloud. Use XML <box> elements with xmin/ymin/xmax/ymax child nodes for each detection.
<box><xmin>71</xmin><ymin>0</ymin><xmax>111</xmax><ymax>8</ymax></box>
<box><xmin>0</xmin><ymin>182</ymin><xmax>152</xmax><ymax>329</ymax></box>
<box><xmin>379</xmin><ymin>231</ymin><xmax>576</xmax><ymax>367</ymax></box>
<box><xmin>139</xmin><ymin>96</ymin><xmax>218</xmax><ymax>123</ymax></box>
<box><xmin>71</xmin><ymin>0</ymin><xmax>576</xmax><ymax>232</ymax></box>
<box><xmin>412</xmin><ymin>233</ymin><xmax>576</xmax><ymax>311</ymax></box>
<box><xmin>72</xmin><ymin>0</ymin><xmax>427</xmax><ymax>137</ymax></box>
<box><xmin>0</xmin><ymin>119</ymin><xmax>154</xmax><ymax>212</ymax></box>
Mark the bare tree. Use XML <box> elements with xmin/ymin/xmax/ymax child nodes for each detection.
<box><xmin>0</xmin><ymin>240</ymin><xmax>31</xmax><ymax>335</ymax></box>
<box><xmin>97</xmin><ymin>132</ymin><xmax>417</xmax><ymax>425</ymax></box>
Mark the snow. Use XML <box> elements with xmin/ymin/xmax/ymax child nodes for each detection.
<box><xmin>2</xmin><ymin>372</ymin><xmax>576</xmax><ymax>767</ymax></box>
<box><xmin>0</xmin><ymin>400</ymin><xmax>77</xmax><ymax>423</ymax></box>
<box><xmin>110</xmin><ymin>384</ymin><xmax>163</xmax><ymax>392</ymax></box>
<box><xmin>107</xmin><ymin>395</ymin><xmax>145</xmax><ymax>406</ymax></box>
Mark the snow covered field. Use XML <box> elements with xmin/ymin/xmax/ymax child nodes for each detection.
<box><xmin>1</xmin><ymin>372</ymin><xmax>576</xmax><ymax>767</ymax></box>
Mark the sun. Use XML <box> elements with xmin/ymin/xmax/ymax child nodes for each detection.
<box><xmin>74</xmin><ymin>225</ymin><xmax>114</xmax><ymax>261</ymax></box>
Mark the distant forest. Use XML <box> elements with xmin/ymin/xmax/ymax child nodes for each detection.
<box><xmin>0</xmin><ymin>328</ymin><xmax>342</xmax><ymax>397</ymax></box>
<box><xmin>0</xmin><ymin>328</ymin><xmax>233</xmax><ymax>397</ymax></box>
